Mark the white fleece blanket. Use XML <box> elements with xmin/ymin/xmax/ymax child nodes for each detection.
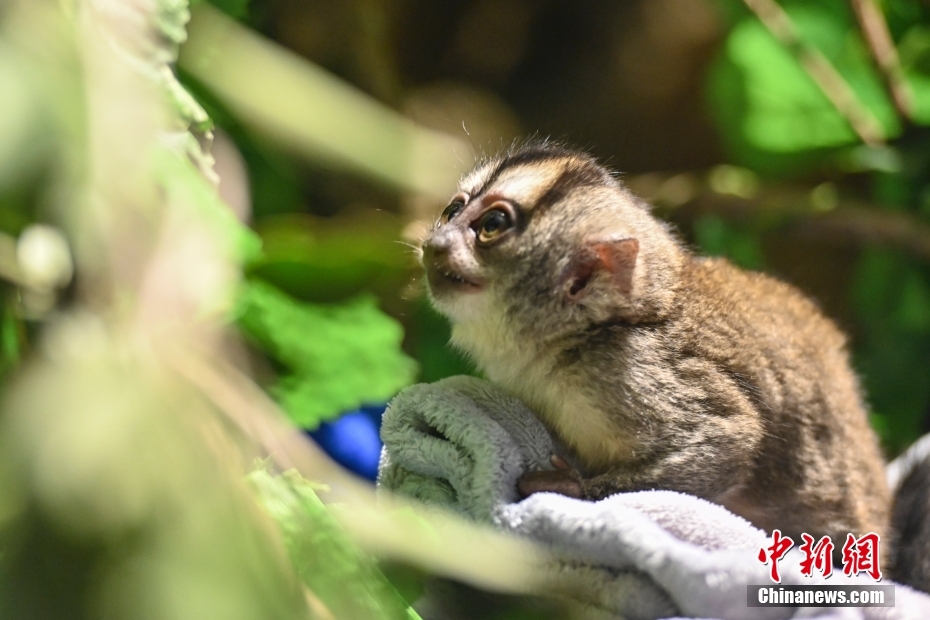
<box><xmin>377</xmin><ymin>376</ymin><xmax>930</xmax><ymax>620</ymax></box>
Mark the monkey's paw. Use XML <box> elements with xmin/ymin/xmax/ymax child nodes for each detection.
<box><xmin>516</xmin><ymin>458</ymin><xmax>584</xmax><ymax>499</ymax></box>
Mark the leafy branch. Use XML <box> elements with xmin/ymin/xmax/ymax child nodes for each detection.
<box><xmin>741</xmin><ymin>0</ymin><xmax>887</xmax><ymax>145</ymax></box>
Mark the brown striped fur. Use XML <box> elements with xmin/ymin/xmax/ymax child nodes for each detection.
<box><xmin>420</xmin><ymin>143</ymin><xmax>890</xmax><ymax>547</ymax></box>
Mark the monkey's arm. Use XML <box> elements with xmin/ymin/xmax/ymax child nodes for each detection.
<box><xmin>520</xmin><ymin>360</ymin><xmax>766</xmax><ymax>502</ymax></box>
<box><xmin>518</xmin><ymin>415</ymin><xmax>760</xmax><ymax>501</ymax></box>
<box><xmin>586</xmin><ymin>352</ymin><xmax>767</xmax><ymax>498</ymax></box>
<box><xmin>582</xmin><ymin>421</ymin><xmax>759</xmax><ymax>500</ymax></box>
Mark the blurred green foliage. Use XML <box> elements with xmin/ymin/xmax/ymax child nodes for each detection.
<box><xmin>692</xmin><ymin>214</ymin><xmax>766</xmax><ymax>270</ymax></box>
<box><xmin>0</xmin><ymin>0</ymin><xmax>431</xmax><ymax>615</ymax></box>
<box><xmin>198</xmin><ymin>0</ymin><xmax>252</xmax><ymax>20</ymax></box>
<box><xmin>236</xmin><ymin>280</ymin><xmax>418</xmax><ymax>429</ymax></box>
<box><xmin>711</xmin><ymin>0</ymin><xmax>893</xmax><ymax>173</ymax></box>
<box><xmin>156</xmin><ymin>146</ymin><xmax>263</xmax><ymax>265</ymax></box>
<box><xmin>249</xmin><ymin>211</ymin><xmax>411</xmax><ymax>303</ymax></box>
<box><xmin>249</xmin><ymin>467</ymin><xmax>419</xmax><ymax>619</ymax></box>
<box><xmin>852</xmin><ymin>249</ymin><xmax>930</xmax><ymax>452</ymax></box>
<box><xmin>711</xmin><ymin>9</ymin><xmax>893</xmax><ymax>156</ymax></box>
<box><xmin>0</xmin><ymin>358</ymin><xmax>311</xmax><ymax>620</ymax></box>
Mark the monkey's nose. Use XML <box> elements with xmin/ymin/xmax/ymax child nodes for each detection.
<box><xmin>421</xmin><ymin>239</ymin><xmax>449</xmax><ymax>266</ymax></box>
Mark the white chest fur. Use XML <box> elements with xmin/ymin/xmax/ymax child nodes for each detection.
<box><xmin>451</xmin><ymin>317</ymin><xmax>632</xmax><ymax>472</ymax></box>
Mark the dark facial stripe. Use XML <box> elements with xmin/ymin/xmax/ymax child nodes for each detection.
<box><xmin>532</xmin><ymin>161</ymin><xmax>608</xmax><ymax>215</ymax></box>
<box><xmin>472</xmin><ymin>144</ymin><xmax>583</xmax><ymax>199</ymax></box>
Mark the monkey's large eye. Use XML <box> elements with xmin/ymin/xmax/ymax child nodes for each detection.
<box><xmin>440</xmin><ymin>200</ymin><xmax>465</xmax><ymax>224</ymax></box>
<box><xmin>476</xmin><ymin>207</ymin><xmax>513</xmax><ymax>244</ymax></box>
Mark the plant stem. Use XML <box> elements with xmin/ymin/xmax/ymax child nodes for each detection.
<box><xmin>742</xmin><ymin>0</ymin><xmax>886</xmax><ymax>145</ymax></box>
<box><xmin>850</xmin><ymin>0</ymin><xmax>915</xmax><ymax>124</ymax></box>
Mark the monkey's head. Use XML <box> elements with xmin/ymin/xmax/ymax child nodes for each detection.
<box><xmin>420</xmin><ymin>143</ymin><xmax>684</xmax><ymax>351</ymax></box>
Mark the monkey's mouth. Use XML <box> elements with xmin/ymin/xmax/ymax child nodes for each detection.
<box><xmin>427</xmin><ymin>265</ymin><xmax>485</xmax><ymax>294</ymax></box>
<box><xmin>442</xmin><ymin>269</ymin><xmax>479</xmax><ymax>287</ymax></box>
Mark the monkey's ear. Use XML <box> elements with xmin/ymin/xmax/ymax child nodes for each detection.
<box><xmin>563</xmin><ymin>238</ymin><xmax>639</xmax><ymax>301</ymax></box>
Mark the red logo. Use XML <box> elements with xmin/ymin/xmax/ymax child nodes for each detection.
<box><xmin>757</xmin><ymin>529</ymin><xmax>794</xmax><ymax>583</ymax></box>
<box><xmin>758</xmin><ymin>531</ymin><xmax>882</xmax><ymax>583</ymax></box>
<box><xmin>799</xmin><ymin>534</ymin><xmax>834</xmax><ymax>578</ymax></box>
<box><xmin>841</xmin><ymin>533</ymin><xmax>882</xmax><ymax>581</ymax></box>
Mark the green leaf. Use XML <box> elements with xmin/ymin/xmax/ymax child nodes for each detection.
<box><xmin>707</xmin><ymin>4</ymin><xmax>899</xmax><ymax>169</ymax></box>
<box><xmin>236</xmin><ymin>280</ymin><xmax>418</xmax><ymax>428</ymax></box>
<box><xmin>248</xmin><ymin>468</ymin><xmax>419</xmax><ymax>620</ymax></box>
<box><xmin>733</xmin><ymin>20</ymin><xmax>856</xmax><ymax>151</ymax></box>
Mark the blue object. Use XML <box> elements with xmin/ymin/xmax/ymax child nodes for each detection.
<box><xmin>308</xmin><ymin>405</ymin><xmax>386</xmax><ymax>481</ymax></box>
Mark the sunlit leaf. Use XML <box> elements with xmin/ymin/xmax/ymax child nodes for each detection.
<box><xmin>236</xmin><ymin>280</ymin><xmax>418</xmax><ymax>428</ymax></box>
<box><xmin>708</xmin><ymin>4</ymin><xmax>899</xmax><ymax>168</ymax></box>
